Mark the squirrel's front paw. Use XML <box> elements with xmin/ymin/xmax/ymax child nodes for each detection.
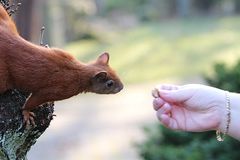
<box><xmin>22</xmin><ymin>110</ymin><xmax>36</xmax><ymax>128</ymax></box>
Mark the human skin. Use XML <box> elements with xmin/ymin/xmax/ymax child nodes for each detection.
<box><xmin>152</xmin><ymin>84</ymin><xmax>240</xmax><ymax>141</ymax></box>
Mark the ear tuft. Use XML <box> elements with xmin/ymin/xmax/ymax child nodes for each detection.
<box><xmin>97</xmin><ymin>52</ymin><xmax>109</xmax><ymax>65</ymax></box>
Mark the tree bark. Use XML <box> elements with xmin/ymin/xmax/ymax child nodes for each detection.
<box><xmin>0</xmin><ymin>90</ymin><xmax>54</xmax><ymax>160</ymax></box>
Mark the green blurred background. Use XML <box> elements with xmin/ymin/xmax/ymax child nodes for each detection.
<box><xmin>12</xmin><ymin>0</ymin><xmax>240</xmax><ymax>159</ymax></box>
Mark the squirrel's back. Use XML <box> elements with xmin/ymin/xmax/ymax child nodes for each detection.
<box><xmin>0</xmin><ymin>5</ymin><xmax>18</xmax><ymax>35</ymax></box>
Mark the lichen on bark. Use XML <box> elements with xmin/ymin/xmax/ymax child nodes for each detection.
<box><xmin>0</xmin><ymin>89</ymin><xmax>54</xmax><ymax>160</ymax></box>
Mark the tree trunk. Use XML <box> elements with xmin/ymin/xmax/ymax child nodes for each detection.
<box><xmin>176</xmin><ymin>0</ymin><xmax>191</xmax><ymax>17</ymax></box>
<box><xmin>94</xmin><ymin>0</ymin><xmax>105</xmax><ymax>14</ymax></box>
<box><xmin>15</xmin><ymin>0</ymin><xmax>34</xmax><ymax>41</ymax></box>
<box><xmin>0</xmin><ymin>90</ymin><xmax>54</xmax><ymax>160</ymax></box>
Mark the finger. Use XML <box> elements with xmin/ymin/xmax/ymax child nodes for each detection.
<box><xmin>155</xmin><ymin>84</ymin><xmax>179</xmax><ymax>91</ymax></box>
<box><xmin>152</xmin><ymin>84</ymin><xmax>179</xmax><ymax>99</ymax></box>
<box><xmin>157</xmin><ymin>88</ymin><xmax>192</xmax><ymax>103</ymax></box>
<box><xmin>152</xmin><ymin>98</ymin><xmax>165</xmax><ymax>111</ymax></box>
<box><xmin>156</xmin><ymin>103</ymin><xmax>171</xmax><ymax>114</ymax></box>
<box><xmin>158</xmin><ymin>114</ymin><xmax>179</xmax><ymax>130</ymax></box>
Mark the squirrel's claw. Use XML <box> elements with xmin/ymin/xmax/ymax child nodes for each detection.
<box><xmin>22</xmin><ymin>110</ymin><xmax>36</xmax><ymax>128</ymax></box>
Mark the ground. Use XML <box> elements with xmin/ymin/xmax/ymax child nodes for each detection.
<box><xmin>28</xmin><ymin>83</ymin><xmax>156</xmax><ymax>160</ymax></box>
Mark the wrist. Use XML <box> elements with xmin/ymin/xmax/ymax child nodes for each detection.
<box><xmin>225</xmin><ymin>92</ymin><xmax>240</xmax><ymax>140</ymax></box>
<box><xmin>216</xmin><ymin>91</ymin><xmax>233</xmax><ymax>133</ymax></box>
<box><xmin>216</xmin><ymin>91</ymin><xmax>231</xmax><ymax>141</ymax></box>
<box><xmin>217</xmin><ymin>92</ymin><xmax>240</xmax><ymax>140</ymax></box>
<box><xmin>209</xmin><ymin>89</ymin><xmax>226</xmax><ymax>132</ymax></box>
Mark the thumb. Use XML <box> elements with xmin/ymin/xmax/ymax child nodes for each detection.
<box><xmin>158</xmin><ymin>89</ymin><xmax>191</xmax><ymax>103</ymax></box>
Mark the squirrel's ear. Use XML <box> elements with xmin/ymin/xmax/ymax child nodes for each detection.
<box><xmin>97</xmin><ymin>52</ymin><xmax>109</xmax><ymax>65</ymax></box>
<box><xmin>92</xmin><ymin>71</ymin><xmax>107</xmax><ymax>82</ymax></box>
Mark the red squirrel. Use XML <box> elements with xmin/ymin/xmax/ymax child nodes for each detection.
<box><xmin>0</xmin><ymin>5</ymin><xmax>123</xmax><ymax>125</ymax></box>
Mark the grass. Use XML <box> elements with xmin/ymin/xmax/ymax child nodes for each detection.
<box><xmin>64</xmin><ymin>16</ymin><xmax>240</xmax><ymax>84</ymax></box>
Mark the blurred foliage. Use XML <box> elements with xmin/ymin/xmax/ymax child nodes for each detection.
<box><xmin>104</xmin><ymin>0</ymin><xmax>238</xmax><ymax>19</ymax></box>
<box><xmin>65</xmin><ymin>16</ymin><xmax>240</xmax><ymax>84</ymax></box>
<box><xmin>235</xmin><ymin>0</ymin><xmax>240</xmax><ymax>13</ymax></box>
<box><xmin>193</xmin><ymin>0</ymin><xmax>223</xmax><ymax>11</ymax></box>
<box><xmin>137</xmin><ymin>125</ymin><xmax>240</xmax><ymax>160</ymax></box>
<box><xmin>205</xmin><ymin>60</ymin><xmax>240</xmax><ymax>92</ymax></box>
<box><xmin>59</xmin><ymin>0</ymin><xmax>99</xmax><ymax>42</ymax></box>
<box><xmin>104</xmin><ymin>0</ymin><xmax>176</xmax><ymax>21</ymax></box>
<box><xmin>51</xmin><ymin>0</ymin><xmax>240</xmax><ymax>42</ymax></box>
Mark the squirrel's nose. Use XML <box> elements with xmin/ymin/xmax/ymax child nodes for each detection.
<box><xmin>106</xmin><ymin>80</ymin><xmax>114</xmax><ymax>88</ymax></box>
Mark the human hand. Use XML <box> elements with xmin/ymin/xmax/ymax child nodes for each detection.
<box><xmin>152</xmin><ymin>84</ymin><xmax>226</xmax><ymax>132</ymax></box>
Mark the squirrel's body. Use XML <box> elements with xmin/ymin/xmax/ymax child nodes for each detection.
<box><xmin>0</xmin><ymin>36</ymin><xmax>84</xmax><ymax>97</ymax></box>
<box><xmin>0</xmin><ymin>5</ymin><xmax>123</xmax><ymax>125</ymax></box>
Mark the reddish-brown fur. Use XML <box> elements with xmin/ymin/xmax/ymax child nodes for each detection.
<box><xmin>0</xmin><ymin>5</ymin><xmax>123</xmax><ymax>125</ymax></box>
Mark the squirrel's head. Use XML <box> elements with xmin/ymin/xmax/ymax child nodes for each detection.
<box><xmin>89</xmin><ymin>52</ymin><xmax>123</xmax><ymax>94</ymax></box>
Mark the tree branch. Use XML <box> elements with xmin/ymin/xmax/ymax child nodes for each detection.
<box><xmin>0</xmin><ymin>90</ymin><xmax>54</xmax><ymax>160</ymax></box>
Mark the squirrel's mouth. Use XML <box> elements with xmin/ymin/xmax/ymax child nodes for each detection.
<box><xmin>109</xmin><ymin>85</ymin><xmax>124</xmax><ymax>94</ymax></box>
<box><xmin>115</xmin><ymin>85</ymin><xmax>124</xmax><ymax>93</ymax></box>
<box><xmin>93</xmin><ymin>86</ymin><xmax>123</xmax><ymax>94</ymax></box>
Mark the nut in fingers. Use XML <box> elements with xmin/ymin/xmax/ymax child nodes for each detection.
<box><xmin>152</xmin><ymin>88</ymin><xmax>160</xmax><ymax>98</ymax></box>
